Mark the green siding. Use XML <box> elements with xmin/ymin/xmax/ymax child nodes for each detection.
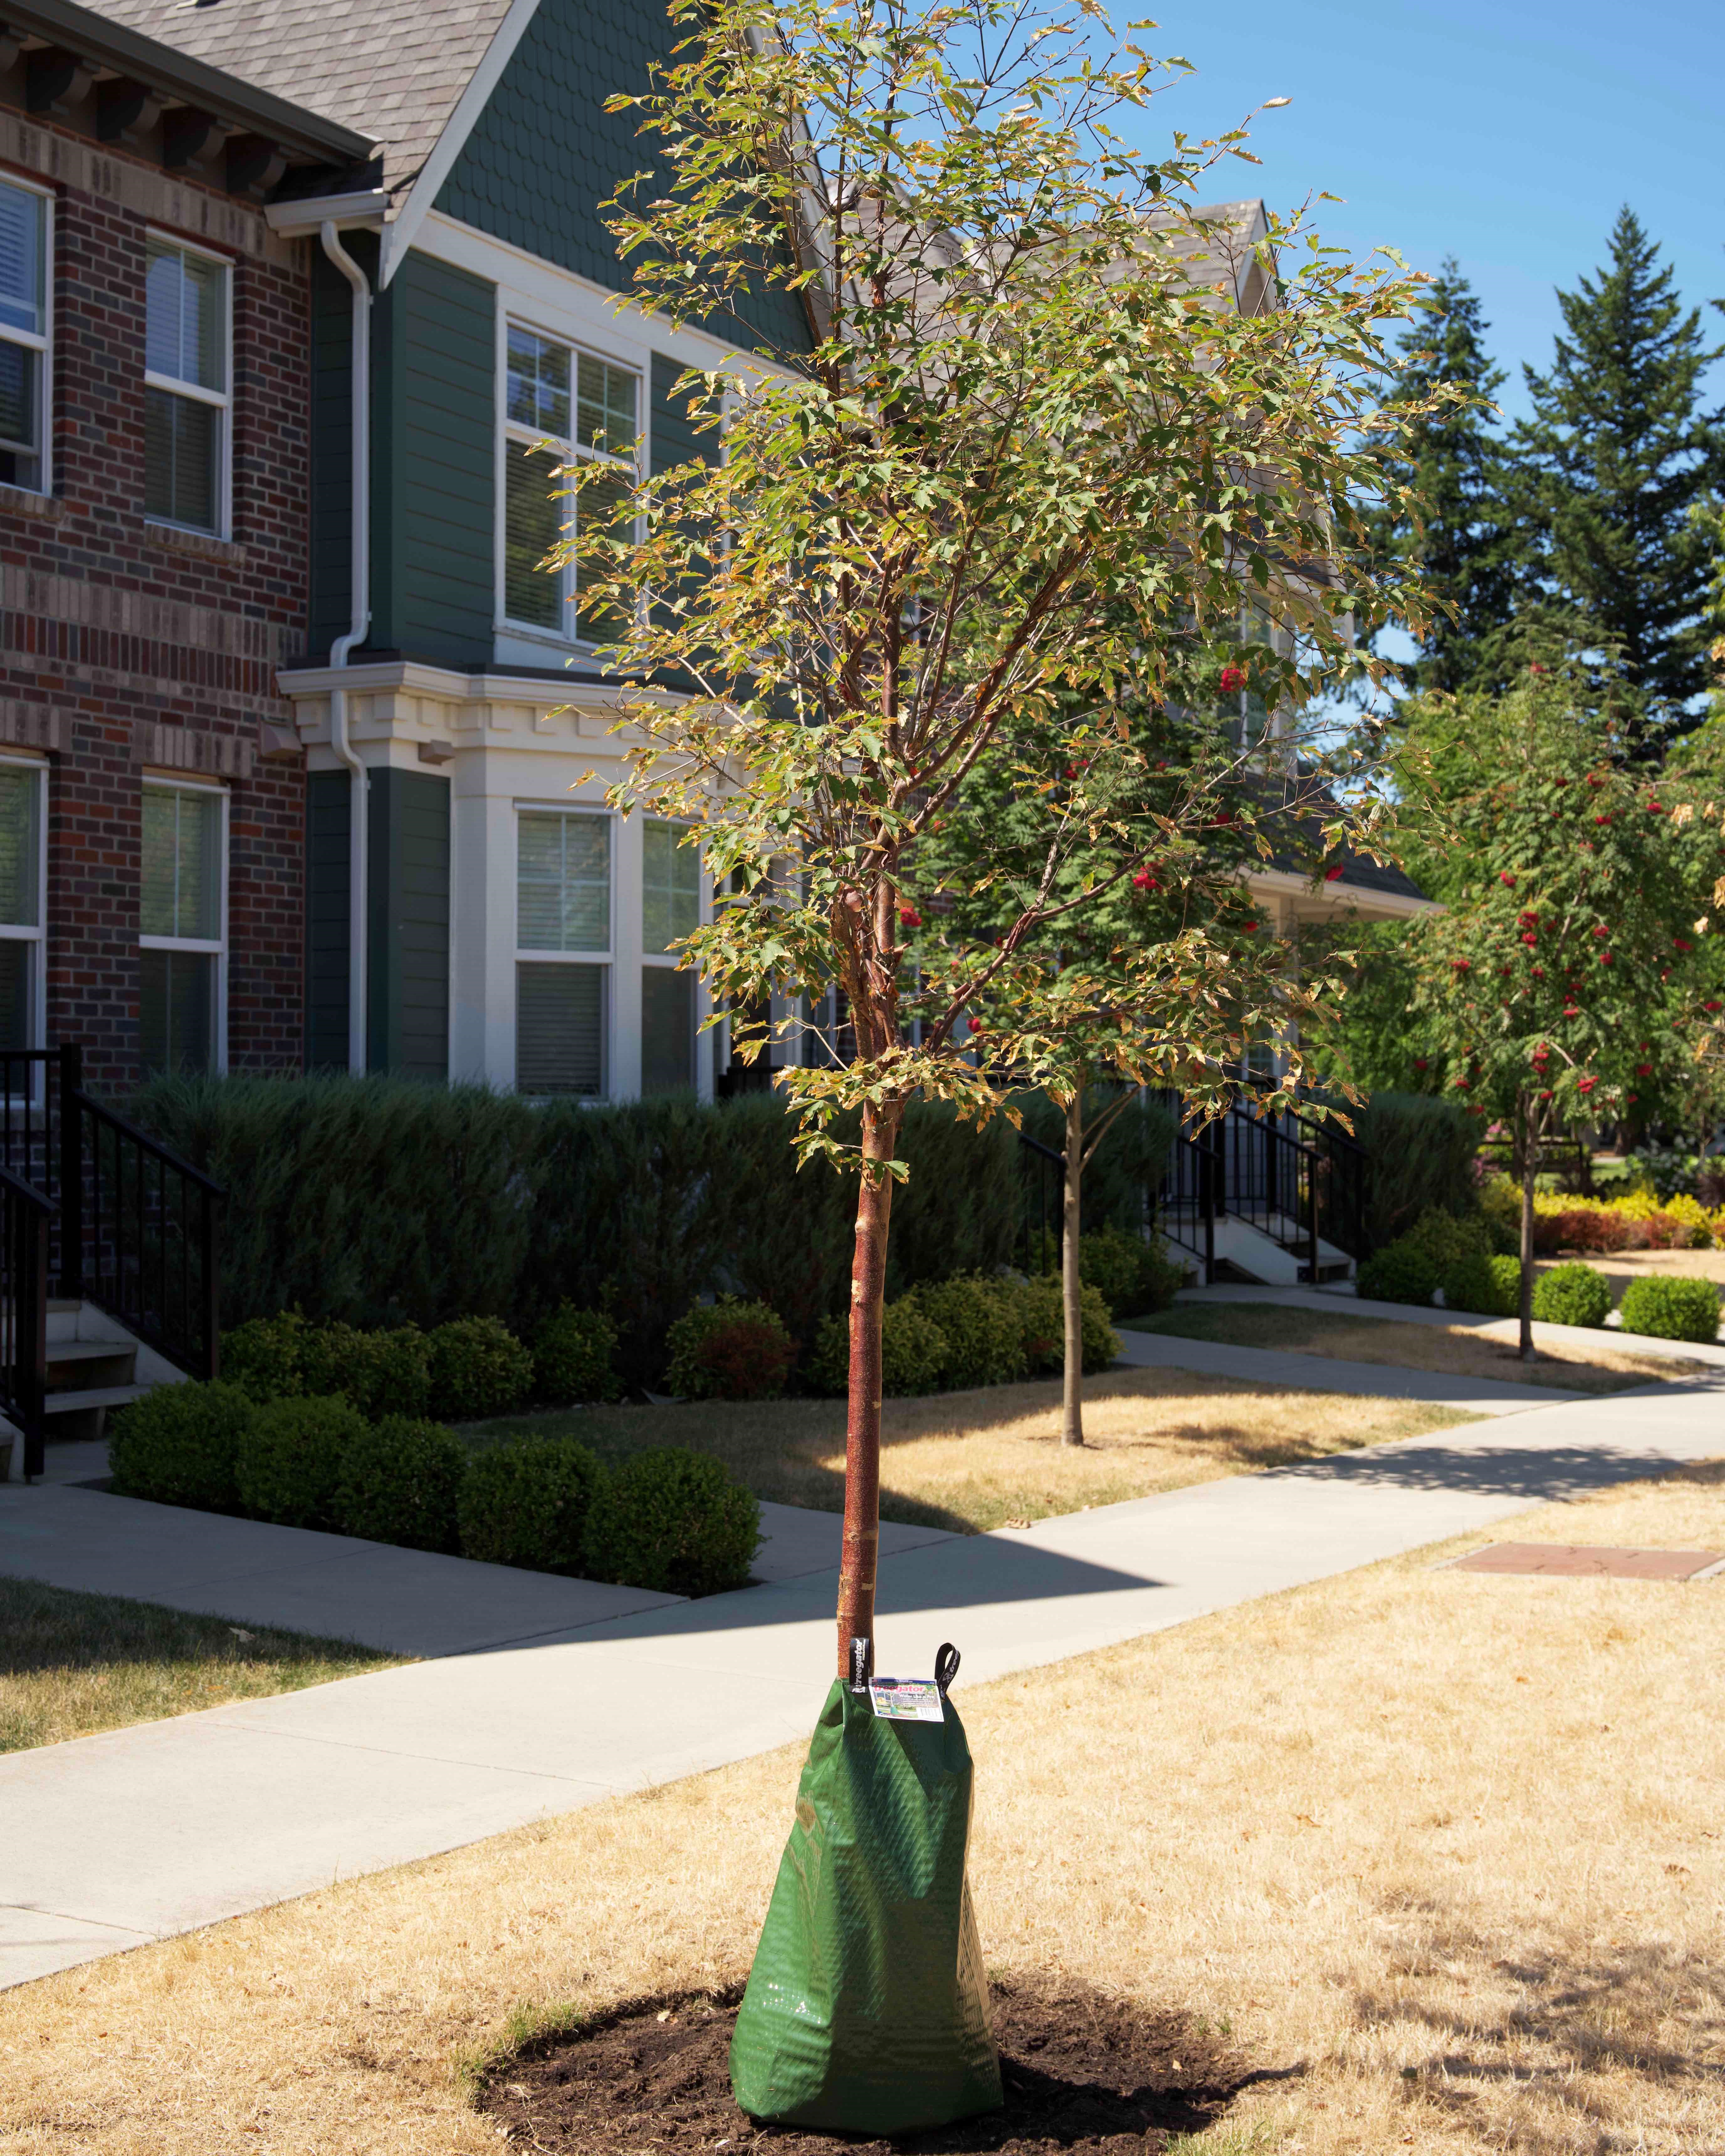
<box><xmin>306</xmin><ymin>771</ymin><xmax>352</xmax><ymax>1070</ymax></box>
<box><xmin>367</xmin><ymin>769</ymin><xmax>451</xmax><ymax>1079</ymax></box>
<box><xmin>650</xmin><ymin>351</ymin><xmax>719</xmax><ymax>476</ymax></box>
<box><xmin>370</xmin><ymin>252</ymin><xmax>497</xmax><ymax>668</ymax></box>
<box><xmin>309</xmin><ymin>235</ymin><xmax>380</xmax><ymax>660</ymax></box>
<box><xmin>436</xmin><ymin>0</ymin><xmax>811</xmax><ymax>360</ymax></box>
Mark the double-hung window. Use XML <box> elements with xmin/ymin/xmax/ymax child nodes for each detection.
<box><xmin>140</xmin><ymin>782</ymin><xmax>225</xmax><ymax>1074</ymax></box>
<box><xmin>503</xmin><ymin>325</ymin><xmax>637</xmax><ymax>641</ymax></box>
<box><xmin>641</xmin><ymin>819</ymin><xmax>700</xmax><ymax>1093</ymax></box>
<box><xmin>0</xmin><ymin>179</ymin><xmax>48</xmax><ymax>492</ymax></box>
<box><xmin>145</xmin><ymin>238</ymin><xmax>230</xmax><ymax>535</ymax></box>
<box><xmin>0</xmin><ymin>761</ymin><xmax>45</xmax><ymax>1051</ymax></box>
<box><xmin>516</xmin><ymin>810</ymin><xmax>610</xmax><ymax>1095</ymax></box>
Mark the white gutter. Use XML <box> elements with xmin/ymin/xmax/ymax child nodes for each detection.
<box><xmin>320</xmin><ymin>220</ymin><xmax>373</xmax><ymax>1074</ymax></box>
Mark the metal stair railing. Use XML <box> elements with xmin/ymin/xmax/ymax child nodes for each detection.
<box><xmin>0</xmin><ymin>1158</ymin><xmax>52</xmax><ymax>1478</ymax></box>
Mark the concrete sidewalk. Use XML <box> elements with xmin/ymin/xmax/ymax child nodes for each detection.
<box><xmin>4</xmin><ymin>1373</ymin><xmax>1721</xmax><ymax>1991</ymax></box>
<box><xmin>1112</xmin><ymin>1325</ymin><xmax>1589</xmax><ymax>1413</ymax></box>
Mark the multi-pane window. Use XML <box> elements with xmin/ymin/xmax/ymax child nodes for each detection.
<box><xmin>0</xmin><ymin>181</ymin><xmax>47</xmax><ymax>492</ymax></box>
<box><xmin>515</xmin><ymin>810</ymin><xmax>610</xmax><ymax>1095</ymax></box>
<box><xmin>502</xmin><ymin>325</ymin><xmax>637</xmax><ymax>641</ymax></box>
<box><xmin>641</xmin><ymin>819</ymin><xmax>700</xmax><ymax>1094</ymax></box>
<box><xmin>0</xmin><ymin>762</ymin><xmax>44</xmax><ymax>1052</ymax></box>
<box><xmin>140</xmin><ymin>783</ymin><xmax>224</xmax><ymax>1074</ymax></box>
<box><xmin>145</xmin><ymin>239</ymin><xmax>229</xmax><ymax>534</ymax></box>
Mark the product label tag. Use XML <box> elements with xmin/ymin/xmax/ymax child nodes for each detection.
<box><xmin>868</xmin><ymin>1678</ymin><xmax>945</xmax><ymax>1723</ymax></box>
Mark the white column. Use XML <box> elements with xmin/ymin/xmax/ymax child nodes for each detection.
<box><xmin>448</xmin><ymin>756</ymin><xmax>517</xmax><ymax>1087</ymax></box>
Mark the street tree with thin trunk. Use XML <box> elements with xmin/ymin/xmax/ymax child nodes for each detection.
<box><xmin>1403</xmin><ymin>663</ymin><xmax>1725</xmax><ymax>1357</ymax></box>
<box><xmin>556</xmin><ymin>0</ymin><xmax>1443</xmax><ymax>1677</ymax></box>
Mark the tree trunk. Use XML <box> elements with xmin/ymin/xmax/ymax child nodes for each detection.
<box><xmin>1519</xmin><ymin>1095</ymin><xmax>1536</xmax><ymax>1363</ymax></box>
<box><xmin>1060</xmin><ymin>1090</ymin><xmax>1084</xmax><ymax>1447</ymax></box>
<box><xmin>835</xmin><ymin>1098</ymin><xmax>902</xmax><ymax>1679</ymax></box>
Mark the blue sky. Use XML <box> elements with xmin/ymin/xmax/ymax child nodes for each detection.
<box><xmin>1134</xmin><ymin>0</ymin><xmax>1722</xmax><ymax>423</ymax></box>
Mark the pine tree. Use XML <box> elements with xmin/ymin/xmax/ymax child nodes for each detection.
<box><xmin>1508</xmin><ymin>207</ymin><xmax>1724</xmax><ymax>733</ymax></box>
<box><xmin>1371</xmin><ymin>259</ymin><xmax>1518</xmax><ymax>691</ymax></box>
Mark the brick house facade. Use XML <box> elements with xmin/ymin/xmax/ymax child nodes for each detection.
<box><xmin>0</xmin><ymin>5</ymin><xmax>370</xmax><ymax>1091</ymax></box>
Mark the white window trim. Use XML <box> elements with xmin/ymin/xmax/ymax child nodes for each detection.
<box><xmin>0</xmin><ymin>172</ymin><xmax>53</xmax><ymax>499</ymax></box>
<box><xmin>497</xmin><ymin>315</ymin><xmax>641</xmax><ymax>648</ymax></box>
<box><xmin>512</xmin><ymin>803</ymin><xmax>615</xmax><ymax>1098</ymax></box>
<box><xmin>143</xmin><ymin>231</ymin><xmax>234</xmax><ymax>541</ymax></box>
<box><xmin>139</xmin><ymin>776</ymin><xmax>228</xmax><ymax>1074</ymax></box>
<box><xmin>0</xmin><ymin>753</ymin><xmax>47</xmax><ymax>1063</ymax></box>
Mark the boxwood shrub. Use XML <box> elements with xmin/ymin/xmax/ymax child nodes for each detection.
<box><xmin>1015</xmin><ymin>1274</ymin><xmax>1120</xmax><ymax>1375</ymax></box>
<box><xmin>221</xmin><ymin>1311</ymin><xmax>307</xmax><ymax>1403</ymax></box>
<box><xmin>1077</xmin><ymin>1225</ymin><xmax>1182</xmax><ymax>1319</ymax></box>
<box><xmin>1530</xmin><ymin>1262</ymin><xmax>1612</xmax><ymax>1329</ymax></box>
<box><xmin>334</xmin><ymin>1416</ymin><xmax>466</xmax><ymax>1553</ymax></box>
<box><xmin>583</xmin><ymin>1447</ymin><xmax>761</xmax><ymax>1597</ymax></box>
<box><xmin>532</xmin><ymin>1304</ymin><xmax>621</xmax><ymax>1406</ymax></box>
<box><xmin>457</xmin><ymin>1436</ymin><xmax>602</xmax><ymax>1574</ymax></box>
<box><xmin>235</xmin><ymin>1395</ymin><xmax>368</xmax><ymax>1531</ymax></box>
<box><xmin>107</xmin><ymin>1380</ymin><xmax>254</xmax><ymax>1511</ymax></box>
<box><xmin>1356</xmin><ymin>1240</ymin><xmax>1441</xmax><ymax>1307</ymax></box>
<box><xmin>1441</xmin><ymin>1251</ymin><xmax>1521</xmax><ymax>1319</ymax></box>
<box><xmin>663</xmin><ymin>1298</ymin><xmax>794</xmax><ymax>1402</ymax></box>
<box><xmin>810</xmin><ymin>1299</ymin><xmax>951</xmax><ymax>1398</ymax></box>
<box><xmin>1617</xmin><ymin>1276</ymin><xmax>1722</xmax><ymax>1343</ymax></box>
<box><xmin>911</xmin><ymin>1276</ymin><xmax>1028</xmax><ymax>1389</ymax></box>
<box><xmin>298</xmin><ymin>1322</ymin><xmax>431</xmax><ymax>1421</ymax></box>
<box><xmin>427</xmin><ymin>1317</ymin><xmax>533</xmax><ymax>1421</ymax></box>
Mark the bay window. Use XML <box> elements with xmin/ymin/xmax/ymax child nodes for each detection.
<box><xmin>140</xmin><ymin>782</ymin><xmax>225</xmax><ymax>1074</ymax></box>
<box><xmin>502</xmin><ymin>324</ymin><xmax>637</xmax><ymax>641</ymax></box>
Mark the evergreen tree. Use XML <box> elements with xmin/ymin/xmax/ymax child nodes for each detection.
<box><xmin>1508</xmin><ymin>207</ymin><xmax>1724</xmax><ymax>734</ymax></box>
<box><xmin>1371</xmin><ymin>259</ymin><xmax>1518</xmax><ymax>691</ymax></box>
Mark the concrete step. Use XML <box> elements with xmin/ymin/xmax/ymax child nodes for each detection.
<box><xmin>41</xmin><ymin>1381</ymin><xmax>153</xmax><ymax>1445</ymax></box>
<box><xmin>46</xmin><ymin>1340</ymin><xmax>138</xmax><ymax>1392</ymax></box>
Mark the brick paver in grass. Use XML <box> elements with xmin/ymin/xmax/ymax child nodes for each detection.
<box><xmin>1451</xmin><ymin>1542</ymin><xmax>1723</xmax><ymax>1581</ymax></box>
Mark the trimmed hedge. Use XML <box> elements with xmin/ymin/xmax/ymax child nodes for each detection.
<box><xmin>1077</xmin><ymin>1224</ymin><xmax>1182</xmax><ymax>1319</ymax></box>
<box><xmin>810</xmin><ymin>1298</ymin><xmax>951</xmax><ymax>1399</ymax></box>
<box><xmin>107</xmin><ymin>1379</ymin><xmax>253</xmax><ymax>1511</ymax></box>
<box><xmin>1015</xmin><ymin>1274</ymin><xmax>1120</xmax><ymax>1376</ymax></box>
<box><xmin>1618</xmin><ymin>1277</ymin><xmax>1722</xmax><ymax>1343</ymax></box>
<box><xmin>663</xmin><ymin>1299</ymin><xmax>795</xmax><ymax>1402</ymax></box>
<box><xmin>532</xmin><ymin>1304</ymin><xmax>621</xmax><ymax>1406</ymax></box>
<box><xmin>235</xmin><ymin>1395</ymin><xmax>368</xmax><ymax>1531</ymax></box>
<box><xmin>911</xmin><ymin>1276</ymin><xmax>1029</xmax><ymax>1390</ymax></box>
<box><xmin>457</xmin><ymin>1436</ymin><xmax>603</xmax><ymax>1575</ymax></box>
<box><xmin>300</xmin><ymin>1321</ymin><xmax>431</xmax><ymax>1421</ymax></box>
<box><xmin>1346</xmin><ymin>1093</ymin><xmax>1481</xmax><ymax>1248</ymax></box>
<box><xmin>1357</xmin><ymin>1242</ymin><xmax>1440</xmax><ymax>1307</ymax></box>
<box><xmin>428</xmin><ymin>1317</ymin><xmax>534</xmax><ymax>1421</ymax></box>
<box><xmin>1441</xmin><ymin>1251</ymin><xmax>1521</xmax><ymax>1319</ymax></box>
<box><xmin>583</xmin><ymin>1447</ymin><xmax>761</xmax><ymax>1597</ymax></box>
<box><xmin>334</xmin><ymin>1417</ymin><xmax>466</xmax><ymax>1553</ymax></box>
<box><xmin>1531</xmin><ymin>1262</ymin><xmax>1612</xmax><ymax>1330</ymax></box>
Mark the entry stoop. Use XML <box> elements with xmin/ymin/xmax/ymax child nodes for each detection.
<box><xmin>22</xmin><ymin>1304</ymin><xmax>183</xmax><ymax>1461</ymax></box>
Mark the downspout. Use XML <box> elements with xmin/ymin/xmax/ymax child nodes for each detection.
<box><xmin>321</xmin><ymin>220</ymin><xmax>371</xmax><ymax>1074</ymax></box>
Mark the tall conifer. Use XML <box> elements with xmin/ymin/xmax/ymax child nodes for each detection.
<box><xmin>1509</xmin><ymin>207</ymin><xmax>1723</xmax><ymax>734</ymax></box>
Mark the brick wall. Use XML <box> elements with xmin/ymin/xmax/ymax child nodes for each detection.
<box><xmin>0</xmin><ymin>111</ymin><xmax>311</xmax><ymax>1090</ymax></box>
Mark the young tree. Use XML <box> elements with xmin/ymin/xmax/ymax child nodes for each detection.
<box><xmin>1369</xmin><ymin>259</ymin><xmax>1519</xmax><ymax>692</ymax></box>
<box><xmin>1507</xmin><ymin>208</ymin><xmax>1725</xmax><ymax>735</ymax></box>
<box><xmin>564</xmin><ymin>0</ymin><xmax>1439</xmax><ymax>1680</ymax></box>
<box><xmin>1403</xmin><ymin>664</ymin><xmax>1725</xmax><ymax>1355</ymax></box>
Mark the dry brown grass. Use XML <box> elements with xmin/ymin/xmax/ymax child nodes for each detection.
<box><xmin>1538</xmin><ymin>1246</ymin><xmax>1725</xmax><ymax>1296</ymax></box>
<box><xmin>5</xmin><ymin>1464</ymin><xmax>1722</xmax><ymax>2155</ymax></box>
<box><xmin>475</xmin><ymin>1373</ymin><xmax>1466</xmax><ymax>1534</ymax></box>
<box><xmin>0</xmin><ymin>1579</ymin><xmax>396</xmax><ymax>1754</ymax></box>
<box><xmin>1133</xmin><ymin>1300</ymin><xmax>1711</xmax><ymax>1394</ymax></box>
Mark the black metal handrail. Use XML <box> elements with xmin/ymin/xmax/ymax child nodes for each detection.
<box><xmin>0</xmin><ymin>1159</ymin><xmax>52</xmax><ymax>1479</ymax></box>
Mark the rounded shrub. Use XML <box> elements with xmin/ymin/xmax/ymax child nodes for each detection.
<box><xmin>299</xmin><ymin>1321</ymin><xmax>431</xmax><ymax>1421</ymax></box>
<box><xmin>1077</xmin><ymin>1225</ymin><xmax>1181</xmax><ymax>1319</ymax></box>
<box><xmin>334</xmin><ymin>1416</ymin><xmax>466</xmax><ymax>1552</ymax></box>
<box><xmin>1530</xmin><ymin>1261</ymin><xmax>1612</xmax><ymax>1329</ymax></box>
<box><xmin>1015</xmin><ymin>1273</ymin><xmax>1119</xmax><ymax>1375</ymax></box>
<box><xmin>1440</xmin><ymin>1251</ymin><xmax>1521</xmax><ymax>1319</ymax></box>
<box><xmin>910</xmin><ymin>1276</ymin><xmax>1028</xmax><ymax>1389</ymax></box>
<box><xmin>533</xmin><ymin>1303</ymin><xmax>621</xmax><ymax>1405</ymax></box>
<box><xmin>221</xmin><ymin>1312</ymin><xmax>307</xmax><ymax>1403</ymax></box>
<box><xmin>1662</xmin><ymin>1193</ymin><xmax>1715</xmax><ymax>1249</ymax></box>
<box><xmin>427</xmin><ymin>1317</ymin><xmax>534</xmax><ymax>1421</ymax></box>
<box><xmin>457</xmin><ymin>1436</ymin><xmax>602</xmax><ymax>1574</ymax></box>
<box><xmin>1399</xmin><ymin>1207</ymin><xmax>1490</xmax><ymax>1272</ymax></box>
<box><xmin>583</xmin><ymin>1447</ymin><xmax>761</xmax><ymax>1597</ymax></box>
<box><xmin>1356</xmin><ymin>1239</ymin><xmax>1441</xmax><ymax>1306</ymax></box>
<box><xmin>663</xmin><ymin>1298</ymin><xmax>795</xmax><ymax>1402</ymax></box>
<box><xmin>1618</xmin><ymin>1276</ymin><xmax>1722</xmax><ymax>1344</ymax></box>
<box><xmin>107</xmin><ymin>1380</ymin><xmax>254</xmax><ymax>1511</ymax></box>
<box><xmin>235</xmin><ymin>1395</ymin><xmax>368</xmax><ymax>1530</ymax></box>
<box><xmin>810</xmin><ymin>1299</ymin><xmax>951</xmax><ymax>1398</ymax></box>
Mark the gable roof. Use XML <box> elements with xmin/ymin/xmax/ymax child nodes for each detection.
<box><xmin>95</xmin><ymin>0</ymin><xmax>520</xmax><ymax>195</ymax></box>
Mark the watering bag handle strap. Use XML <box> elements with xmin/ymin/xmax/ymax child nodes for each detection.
<box><xmin>934</xmin><ymin>1642</ymin><xmax>960</xmax><ymax>1694</ymax></box>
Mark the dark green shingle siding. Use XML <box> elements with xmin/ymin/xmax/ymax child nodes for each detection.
<box><xmin>436</xmin><ymin>0</ymin><xmax>810</xmax><ymax>360</ymax></box>
<box><xmin>650</xmin><ymin>351</ymin><xmax>718</xmax><ymax>475</ymax></box>
<box><xmin>306</xmin><ymin>771</ymin><xmax>352</xmax><ymax>1070</ymax></box>
<box><xmin>372</xmin><ymin>253</ymin><xmax>497</xmax><ymax>668</ymax></box>
<box><xmin>367</xmin><ymin>769</ymin><xmax>452</xmax><ymax>1080</ymax></box>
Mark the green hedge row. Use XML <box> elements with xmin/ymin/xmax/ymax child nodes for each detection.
<box><xmin>810</xmin><ymin>1273</ymin><xmax>1119</xmax><ymax>1397</ymax></box>
<box><xmin>107</xmin><ymin>1384</ymin><xmax>760</xmax><ymax>1597</ymax></box>
<box><xmin>133</xmin><ymin>1075</ymin><xmax>1177</xmax><ymax>1391</ymax></box>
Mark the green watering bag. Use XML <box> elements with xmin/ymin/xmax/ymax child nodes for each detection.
<box><xmin>729</xmin><ymin>1657</ymin><xmax>1002</xmax><ymax>2135</ymax></box>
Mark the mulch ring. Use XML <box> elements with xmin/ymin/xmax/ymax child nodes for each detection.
<box><xmin>479</xmin><ymin>1975</ymin><xmax>1252</xmax><ymax>2153</ymax></box>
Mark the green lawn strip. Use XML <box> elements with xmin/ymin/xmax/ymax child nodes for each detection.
<box><xmin>0</xmin><ymin>1577</ymin><xmax>402</xmax><ymax>1754</ymax></box>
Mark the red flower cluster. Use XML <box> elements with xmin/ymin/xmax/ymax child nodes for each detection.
<box><xmin>1450</xmin><ymin>957</ymin><xmax>1471</xmax><ymax>973</ymax></box>
<box><xmin>1219</xmin><ymin>665</ymin><xmax>1245</xmax><ymax>693</ymax></box>
<box><xmin>1499</xmin><ymin>871</ymin><xmax>1516</xmax><ymax>887</ymax></box>
<box><xmin>967</xmin><ymin>1017</ymin><xmax>983</xmax><ymax>1035</ymax></box>
<box><xmin>1577</xmin><ymin>1076</ymin><xmax>1597</xmax><ymax>1094</ymax></box>
<box><xmin>1592</xmin><ymin>924</ymin><xmax>1609</xmax><ymax>938</ymax></box>
<box><xmin>1598</xmin><ymin>951</ymin><xmax>1614</xmax><ymax>966</ymax></box>
<box><xmin>1707</xmin><ymin>1000</ymin><xmax>1723</xmax><ymax>1014</ymax></box>
<box><xmin>1675</xmin><ymin>936</ymin><xmax>1693</xmax><ymax>952</ymax></box>
<box><xmin>1593</xmin><ymin>814</ymin><xmax>1612</xmax><ymax>826</ymax></box>
<box><xmin>1414</xmin><ymin>1057</ymin><xmax>1429</xmax><ymax>1070</ymax></box>
<box><xmin>897</xmin><ymin>904</ymin><xmax>922</xmax><ymax>929</ymax></box>
<box><xmin>1453</xmin><ymin>1076</ymin><xmax>1470</xmax><ymax>1090</ymax></box>
<box><xmin>1325</xmin><ymin>863</ymin><xmax>1345</xmax><ymax>882</ymax></box>
<box><xmin>1636</xmin><ymin>1062</ymin><xmax>1653</xmax><ymax>1076</ymax></box>
<box><xmin>1521</xmin><ymin>932</ymin><xmax>1537</xmax><ymax>947</ymax></box>
<box><xmin>1132</xmin><ymin>870</ymin><xmax>1160</xmax><ymax>892</ymax></box>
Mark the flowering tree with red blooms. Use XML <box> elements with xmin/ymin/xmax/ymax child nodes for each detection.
<box><xmin>1405</xmin><ymin>664</ymin><xmax>1725</xmax><ymax>1357</ymax></box>
<box><xmin>562</xmin><ymin>0</ymin><xmax>1444</xmax><ymax>1679</ymax></box>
